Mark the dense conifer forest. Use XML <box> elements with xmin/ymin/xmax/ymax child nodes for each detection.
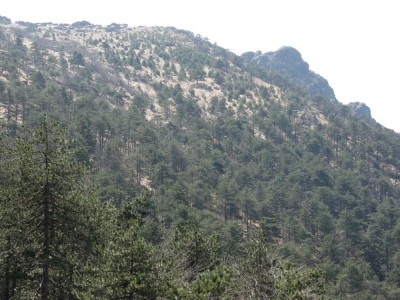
<box><xmin>1</xmin><ymin>17</ymin><xmax>400</xmax><ymax>299</ymax></box>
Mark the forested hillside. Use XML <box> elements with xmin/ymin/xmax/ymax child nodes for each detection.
<box><xmin>1</xmin><ymin>18</ymin><xmax>400</xmax><ymax>299</ymax></box>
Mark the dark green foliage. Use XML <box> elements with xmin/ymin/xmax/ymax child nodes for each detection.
<box><xmin>0</xmin><ymin>117</ymin><xmax>103</xmax><ymax>298</ymax></box>
<box><xmin>32</xmin><ymin>71</ymin><xmax>46</xmax><ymax>90</ymax></box>
<box><xmin>104</xmin><ymin>190</ymin><xmax>159</xmax><ymax>299</ymax></box>
<box><xmin>227</xmin><ymin>233</ymin><xmax>325</xmax><ymax>299</ymax></box>
<box><xmin>70</xmin><ymin>51</ymin><xmax>85</xmax><ymax>66</ymax></box>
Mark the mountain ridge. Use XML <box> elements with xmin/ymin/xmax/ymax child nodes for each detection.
<box><xmin>0</xmin><ymin>17</ymin><xmax>374</xmax><ymax>123</ymax></box>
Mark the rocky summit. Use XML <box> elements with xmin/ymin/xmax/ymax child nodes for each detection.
<box><xmin>347</xmin><ymin>101</ymin><xmax>372</xmax><ymax>120</ymax></box>
<box><xmin>242</xmin><ymin>46</ymin><xmax>337</xmax><ymax>101</ymax></box>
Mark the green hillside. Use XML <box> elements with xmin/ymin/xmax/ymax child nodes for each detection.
<box><xmin>1</xmin><ymin>19</ymin><xmax>400</xmax><ymax>299</ymax></box>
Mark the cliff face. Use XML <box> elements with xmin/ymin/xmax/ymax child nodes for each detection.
<box><xmin>242</xmin><ymin>46</ymin><xmax>337</xmax><ymax>101</ymax></box>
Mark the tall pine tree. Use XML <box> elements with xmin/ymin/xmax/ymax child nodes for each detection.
<box><xmin>0</xmin><ymin>116</ymin><xmax>102</xmax><ymax>299</ymax></box>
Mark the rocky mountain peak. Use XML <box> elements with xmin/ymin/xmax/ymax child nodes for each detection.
<box><xmin>346</xmin><ymin>101</ymin><xmax>372</xmax><ymax>120</ymax></box>
<box><xmin>242</xmin><ymin>46</ymin><xmax>337</xmax><ymax>101</ymax></box>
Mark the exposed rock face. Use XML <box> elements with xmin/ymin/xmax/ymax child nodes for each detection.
<box><xmin>347</xmin><ymin>102</ymin><xmax>372</xmax><ymax>120</ymax></box>
<box><xmin>242</xmin><ymin>46</ymin><xmax>337</xmax><ymax>101</ymax></box>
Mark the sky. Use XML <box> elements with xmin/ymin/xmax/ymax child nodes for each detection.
<box><xmin>3</xmin><ymin>0</ymin><xmax>400</xmax><ymax>132</ymax></box>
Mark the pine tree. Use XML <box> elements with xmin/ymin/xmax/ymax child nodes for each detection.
<box><xmin>0</xmin><ymin>116</ymin><xmax>102</xmax><ymax>299</ymax></box>
<box><xmin>105</xmin><ymin>190</ymin><xmax>159</xmax><ymax>299</ymax></box>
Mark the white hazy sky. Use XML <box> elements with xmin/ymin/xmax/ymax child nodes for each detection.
<box><xmin>3</xmin><ymin>0</ymin><xmax>400</xmax><ymax>132</ymax></box>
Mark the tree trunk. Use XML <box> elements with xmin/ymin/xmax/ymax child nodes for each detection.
<box><xmin>4</xmin><ymin>236</ymin><xmax>11</xmax><ymax>300</ymax></box>
<box><xmin>224</xmin><ymin>200</ymin><xmax>227</xmax><ymax>223</ymax></box>
<box><xmin>42</xmin><ymin>192</ymin><xmax>50</xmax><ymax>300</ymax></box>
<box><xmin>42</xmin><ymin>127</ymin><xmax>51</xmax><ymax>300</ymax></box>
